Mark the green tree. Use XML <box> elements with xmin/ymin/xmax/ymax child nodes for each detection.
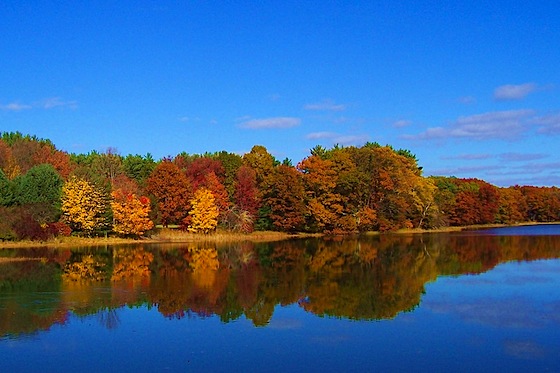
<box><xmin>0</xmin><ymin>169</ymin><xmax>14</xmax><ymax>206</ymax></box>
<box><xmin>123</xmin><ymin>153</ymin><xmax>156</xmax><ymax>187</ymax></box>
<box><xmin>13</xmin><ymin>164</ymin><xmax>64</xmax><ymax>224</ymax></box>
<box><xmin>15</xmin><ymin>164</ymin><xmax>63</xmax><ymax>206</ymax></box>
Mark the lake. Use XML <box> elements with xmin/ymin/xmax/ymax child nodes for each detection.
<box><xmin>1</xmin><ymin>225</ymin><xmax>560</xmax><ymax>372</ymax></box>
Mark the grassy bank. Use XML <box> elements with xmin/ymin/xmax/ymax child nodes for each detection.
<box><xmin>1</xmin><ymin>222</ymin><xmax>558</xmax><ymax>249</ymax></box>
<box><xmin>0</xmin><ymin>229</ymin><xmax>319</xmax><ymax>249</ymax></box>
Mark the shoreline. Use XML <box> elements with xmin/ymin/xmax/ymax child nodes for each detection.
<box><xmin>1</xmin><ymin>222</ymin><xmax>558</xmax><ymax>249</ymax></box>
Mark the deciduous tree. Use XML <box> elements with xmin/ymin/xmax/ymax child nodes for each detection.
<box><xmin>111</xmin><ymin>189</ymin><xmax>154</xmax><ymax>237</ymax></box>
<box><xmin>188</xmin><ymin>188</ymin><xmax>219</xmax><ymax>233</ymax></box>
<box><xmin>61</xmin><ymin>176</ymin><xmax>109</xmax><ymax>234</ymax></box>
<box><xmin>264</xmin><ymin>165</ymin><xmax>307</xmax><ymax>232</ymax></box>
<box><xmin>146</xmin><ymin>160</ymin><xmax>192</xmax><ymax>226</ymax></box>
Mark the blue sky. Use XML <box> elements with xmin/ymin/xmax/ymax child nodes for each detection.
<box><xmin>1</xmin><ymin>1</ymin><xmax>559</xmax><ymax>187</ymax></box>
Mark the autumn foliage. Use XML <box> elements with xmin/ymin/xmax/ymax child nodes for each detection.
<box><xmin>1</xmin><ymin>131</ymin><xmax>560</xmax><ymax>241</ymax></box>
<box><xmin>111</xmin><ymin>189</ymin><xmax>154</xmax><ymax>237</ymax></box>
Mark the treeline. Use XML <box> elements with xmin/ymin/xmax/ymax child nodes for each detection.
<box><xmin>1</xmin><ymin>131</ymin><xmax>559</xmax><ymax>240</ymax></box>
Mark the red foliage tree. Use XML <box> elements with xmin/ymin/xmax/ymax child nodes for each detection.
<box><xmin>146</xmin><ymin>160</ymin><xmax>192</xmax><ymax>226</ymax></box>
<box><xmin>184</xmin><ymin>157</ymin><xmax>225</xmax><ymax>190</ymax></box>
<box><xmin>203</xmin><ymin>171</ymin><xmax>231</xmax><ymax>218</ymax></box>
<box><xmin>234</xmin><ymin>165</ymin><xmax>261</xmax><ymax>218</ymax></box>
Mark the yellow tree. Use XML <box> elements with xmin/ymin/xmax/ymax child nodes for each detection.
<box><xmin>111</xmin><ymin>188</ymin><xmax>154</xmax><ymax>237</ymax></box>
<box><xmin>61</xmin><ymin>176</ymin><xmax>108</xmax><ymax>234</ymax></box>
<box><xmin>188</xmin><ymin>188</ymin><xmax>219</xmax><ymax>233</ymax></box>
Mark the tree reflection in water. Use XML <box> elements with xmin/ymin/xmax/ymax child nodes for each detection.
<box><xmin>2</xmin><ymin>229</ymin><xmax>560</xmax><ymax>336</ymax></box>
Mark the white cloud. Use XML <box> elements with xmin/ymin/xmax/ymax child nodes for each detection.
<box><xmin>532</xmin><ymin>113</ymin><xmax>560</xmax><ymax>135</ymax></box>
<box><xmin>499</xmin><ymin>153</ymin><xmax>548</xmax><ymax>162</ymax></box>
<box><xmin>0</xmin><ymin>102</ymin><xmax>32</xmax><ymax>111</ymax></box>
<box><xmin>305</xmin><ymin>131</ymin><xmax>368</xmax><ymax>145</ymax></box>
<box><xmin>178</xmin><ymin>116</ymin><xmax>201</xmax><ymax>123</ymax></box>
<box><xmin>494</xmin><ymin>83</ymin><xmax>536</xmax><ymax>101</ymax></box>
<box><xmin>441</xmin><ymin>153</ymin><xmax>493</xmax><ymax>160</ymax></box>
<box><xmin>403</xmin><ymin>109</ymin><xmax>534</xmax><ymax>141</ymax></box>
<box><xmin>239</xmin><ymin>117</ymin><xmax>301</xmax><ymax>129</ymax></box>
<box><xmin>1</xmin><ymin>97</ymin><xmax>77</xmax><ymax>111</ymax></box>
<box><xmin>41</xmin><ymin>97</ymin><xmax>77</xmax><ymax>109</ymax></box>
<box><xmin>428</xmin><ymin>165</ymin><xmax>502</xmax><ymax>176</ymax></box>
<box><xmin>333</xmin><ymin>134</ymin><xmax>369</xmax><ymax>145</ymax></box>
<box><xmin>306</xmin><ymin>132</ymin><xmax>337</xmax><ymax>140</ymax></box>
<box><xmin>457</xmin><ymin>96</ymin><xmax>477</xmax><ymax>105</ymax></box>
<box><xmin>304</xmin><ymin>99</ymin><xmax>347</xmax><ymax>111</ymax></box>
<box><xmin>393</xmin><ymin>119</ymin><xmax>412</xmax><ymax>128</ymax></box>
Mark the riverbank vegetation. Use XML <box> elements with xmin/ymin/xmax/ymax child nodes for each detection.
<box><xmin>1</xmin><ymin>131</ymin><xmax>559</xmax><ymax>243</ymax></box>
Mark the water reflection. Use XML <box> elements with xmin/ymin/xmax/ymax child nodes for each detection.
<box><xmin>2</xmin><ymin>228</ymin><xmax>560</xmax><ymax>337</ymax></box>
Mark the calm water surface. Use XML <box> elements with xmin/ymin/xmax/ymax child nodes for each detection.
<box><xmin>1</xmin><ymin>225</ymin><xmax>560</xmax><ymax>372</ymax></box>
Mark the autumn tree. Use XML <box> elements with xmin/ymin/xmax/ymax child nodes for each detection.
<box><xmin>242</xmin><ymin>145</ymin><xmax>277</xmax><ymax>191</ymax></box>
<box><xmin>408</xmin><ymin>177</ymin><xmax>437</xmax><ymax>229</ymax></box>
<box><xmin>496</xmin><ymin>187</ymin><xmax>526</xmax><ymax>224</ymax></box>
<box><xmin>212</xmin><ymin>151</ymin><xmax>243</xmax><ymax>199</ymax></box>
<box><xmin>203</xmin><ymin>172</ymin><xmax>230</xmax><ymax>221</ymax></box>
<box><xmin>111</xmin><ymin>189</ymin><xmax>154</xmax><ymax>237</ymax></box>
<box><xmin>234</xmin><ymin>165</ymin><xmax>260</xmax><ymax>218</ymax></box>
<box><xmin>521</xmin><ymin>186</ymin><xmax>560</xmax><ymax>222</ymax></box>
<box><xmin>92</xmin><ymin>147</ymin><xmax>124</xmax><ymax>187</ymax></box>
<box><xmin>264</xmin><ymin>165</ymin><xmax>307</xmax><ymax>232</ymax></box>
<box><xmin>298</xmin><ymin>155</ymin><xmax>348</xmax><ymax>233</ymax></box>
<box><xmin>183</xmin><ymin>156</ymin><xmax>225</xmax><ymax>190</ymax></box>
<box><xmin>1</xmin><ymin>132</ymin><xmax>74</xmax><ymax>179</ymax></box>
<box><xmin>61</xmin><ymin>176</ymin><xmax>109</xmax><ymax>234</ymax></box>
<box><xmin>146</xmin><ymin>160</ymin><xmax>192</xmax><ymax>226</ymax></box>
<box><xmin>33</xmin><ymin>143</ymin><xmax>74</xmax><ymax>179</ymax></box>
<box><xmin>188</xmin><ymin>188</ymin><xmax>219</xmax><ymax>233</ymax></box>
<box><xmin>0</xmin><ymin>138</ymin><xmax>20</xmax><ymax>179</ymax></box>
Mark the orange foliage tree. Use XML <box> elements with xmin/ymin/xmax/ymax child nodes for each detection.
<box><xmin>264</xmin><ymin>165</ymin><xmax>307</xmax><ymax>232</ymax></box>
<box><xmin>298</xmin><ymin>155</ymin><xmax>348</xmax><ymax>233</ymax></box>
<box><xmin>188</xmin><ymin>188</ymin><xmax>219</xmax><ymax>233</ymax></box>
<box><xmin>111</xmin><ymin>189</ymin><xmax>154</xmax><ymax>237</ymax></box>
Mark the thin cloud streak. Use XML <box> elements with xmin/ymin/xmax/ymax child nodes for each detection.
<box><xmin>1</xmin><ymin>97</ymin><xmax>77</xmax><ymax>111</ymax></box>
<box><xmin>306</xmin><ymin>132</ymin><xmax>338</xmax><ymax>140</ymax></box>
<box><xmin>306</xmin><ymin>131</ymin><xmax>368</xmax><ymax>146</ymax></box>
<box><xmin>0</xmin><ymin>102</ymin><xmax>33</xmax><ymax>111</ymax></box>
<box><xmin>441</xmin><ymin>153</ymin><xmax>493</xmax><ymax>160</ymax></box>
<box><xmin>240</xmin><ymin>117</ymin><xmax>301</xmax><ymax>129</ymax></box>
<box><xmin>457</xmin><ymin>96</ymin><xmax>477</xmax><ymax>105</ymax></box>
<box><xmin>304</xmin><ymin>99</ymin><xmax>347</xmax><ymax>112</ymax></box>
<box><xmin>499</xmin><ymin>153</ymin><xmax>548</xmax><ymax>162</ymax></box>
<box><xmin>403</xmin><ymin>109</ymin><xmax>534</xmax><ymax>141</ymax></box>
<box><xmin>532</xmin><ymin>113</ymin><xmax>560</xmax><ymax>135</ymax></box>
<box><xmin>494</xmin><ymin>83</ymin><xmax>536</xmax><ymax>101</ymax></box>
<box><xmin>393</xmin><ymin>119</ymin><xmax>412</xmax><ymax>128</ymax></box>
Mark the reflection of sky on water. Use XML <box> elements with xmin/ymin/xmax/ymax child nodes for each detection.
<box><xmin>471</xmin><ymin>224</ymin><xmax>560</xmax><ymax>236</ymax></box>
<box><xmin>421</xmin><ymin>259</ymin><xmax>560</xmax><ymax>368</ymax></box>
<box><xmin>424</xmin><ymin>260</ymin><xmax>560</xmax><ymax>329</ymax></box>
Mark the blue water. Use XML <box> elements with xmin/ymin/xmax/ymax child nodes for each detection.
<box><xmin>475</xmin><ymin>224</ymin><xmax>560</xmax><ymax>236</ymax></box>
<box><xmin>3</xmin><ymin>259</ymin><xmax>559</xmax><ymax>373</ymax></box>
<box><xmin>1</xmin><ymin>225</ymin><xmax>560</xmax><ymax>372</ymax></box>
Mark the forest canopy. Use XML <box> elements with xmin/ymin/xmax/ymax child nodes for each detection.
<box><xmin>1</xmin><ymin>131</ymin><xmax>559</xmax><ymax>240</ymax></box>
